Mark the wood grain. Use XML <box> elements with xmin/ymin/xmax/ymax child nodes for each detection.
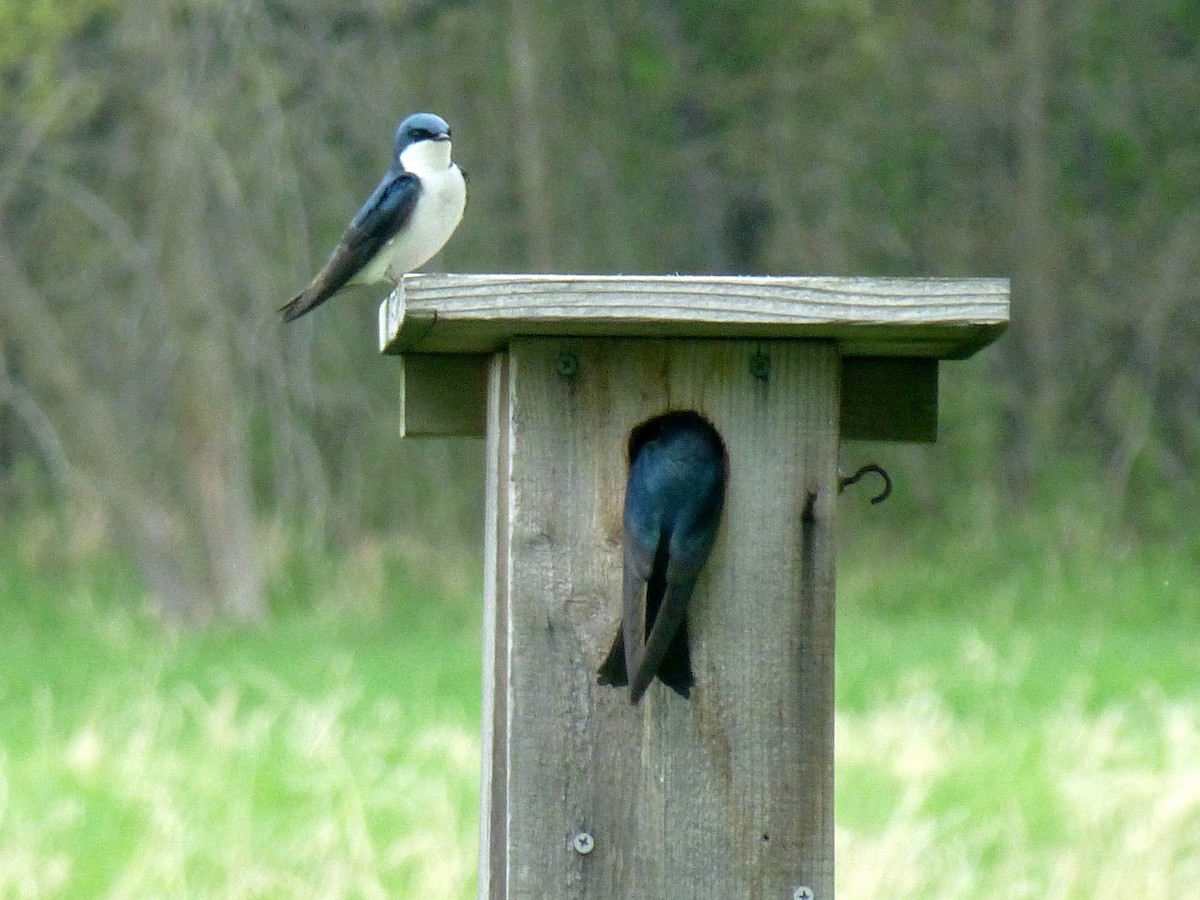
<box><xmin>398</xmin><ymin>353</ymin><xmax>937</xmax><ymax>442</ymax></box>
<box><xmin>482</xmin><ymin>337</ymin><xmax>838</xmax><ymax>898</ymax></box>
<box><xmin>480</xmin><ymin>352</ymin><xmax>512</xmax><ymax>899</ymax></box>
<box><xmin>380</xmin><ymin>274</ymin><xmax>1008</xmax><ymax>360</ymax></box>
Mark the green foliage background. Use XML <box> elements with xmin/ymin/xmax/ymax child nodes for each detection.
<box><xmin>2</xmin><ymin>2</ymin><xmax>1200</xmax><ymax>892</ymax></box>
<box><xmin>2</xmin><ymin>1</ymin><xmax>1198</xmax><ymax>614</ymax></box>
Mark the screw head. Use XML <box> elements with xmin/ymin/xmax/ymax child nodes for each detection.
<box><xmin>572</xmin><ymin>831</ymin><xmax>594</xmax><ymax>854</ymax></box>
<box><xmin>556</xmin><ymin>352</ymin><xmax>579</xmax><ymax>378</ymax></box>
<box><xmin>749</xmin><ymin>350</ymin><xmax>770</xmax><ymax>380</ymax></box>
<box><xmin>793</xmin><ymin>888</ymin><xmax>814</xmax><ymax>900</ymax></box>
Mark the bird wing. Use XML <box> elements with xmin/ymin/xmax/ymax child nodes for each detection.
<box><xmin>621</xmin><ymin>522</ymin><xmax>661</xmax><ymax>699</ymax></box>
<box><xmin>596</xmin><ymin>550</ymin><xmax>695</xmax><ymax>701</ymax></box>
<box><xmin>627</xmin><ymin>476</ymin><xmax>723</xmax><ymax>702</ymax></box>
<box><xmin>596</xmin><ymin>510</ymin><xmax>658</xmax><ymax>691</ymax></box>
<box><xmin>628</xmin><ymin>545</ymin><xmax>699</xmax><ymax>703</ymax></box>
<box><xmin>279</xmin><ymin>170</ymin><xmax>421</xmax><ymax>322</ymax></box>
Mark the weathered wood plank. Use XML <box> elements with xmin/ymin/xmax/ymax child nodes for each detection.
<box><xmin>484</xmin><ymin>337</ymin><xmax>837</xmax><ymax>898</ymax></box>
<box><xmin>480</xmin><ymin>353</ymin><xmax>512</xmax><ymax>899</ymax></box>
<box><xmin>399</xmin><ymin>353</ymin><xmax>490</xmax><ymax>437</ymax></box>
<box><xmin>397</xmin><ymin>352</ymin><xmax>938</xmax><ymax>442</ymax></box>
<box><xmin>380</xmin><ymin>274</ymin><xmax>1008</xmax><ymax>360</ymax></box>
<box><xmin>840</xmin><ymin>357</ymin><xmax>938</xmax><ymax>442</ymax></box>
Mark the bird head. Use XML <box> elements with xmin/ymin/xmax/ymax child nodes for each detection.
<box><xmin>393</xmin><ymin>112</ymin><xmax>454</xmax><ymax>174</ymax></box>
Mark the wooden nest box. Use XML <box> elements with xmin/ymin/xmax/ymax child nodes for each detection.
<box><xmin>381</xmin><ymin>274</ymin><xmax>1008</xmax><ymax>900</ymax></box>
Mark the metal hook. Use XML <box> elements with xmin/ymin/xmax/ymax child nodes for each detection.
<box><xmin>838</xmin><ymin>463</ymin><xmax>892</xmax><ymax>504</ymax></box>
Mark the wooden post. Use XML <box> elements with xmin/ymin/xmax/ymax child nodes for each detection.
<box><xmin>380</xmin><ymin>275</ymin><xmax>1009</xmax><ymax>899</ymax></box>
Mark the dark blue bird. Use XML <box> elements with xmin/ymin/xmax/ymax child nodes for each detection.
<box><xmin>598</xmin><ymin>411</ymin><xmax>727</xmax><ymax>703</ymax></box>
<box><xmin>280</xmin><ymin>113</ymin><xmax>466</xmax><ymax>322</ymax></box>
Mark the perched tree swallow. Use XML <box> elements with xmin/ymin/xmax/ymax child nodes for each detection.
<box><xmin>598</xmin><ymin>411</ymin><xmax>727</xmax><ymax>704</ymax></box>
<box><xmin>280</xmin><ymin>112</ymin><xmax>467</xmax><ymax>322</ymax></box>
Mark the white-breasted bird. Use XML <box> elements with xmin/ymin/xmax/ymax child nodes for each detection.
<box><xmin>280</xmin><ymin>112</ymin><xmax>466</xmax><ymax>322</ymax></box>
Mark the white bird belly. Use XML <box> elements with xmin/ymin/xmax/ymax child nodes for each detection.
<box><xmin>355</xmin><ymin>164</ymin><xmax>466</xmax><ymax>284</ymax></box>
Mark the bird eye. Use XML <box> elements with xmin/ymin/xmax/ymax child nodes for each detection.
<box><xmin>411</xmin><ymin>128</ymin><xmax>432</xmax><ymax>141</ymax></box>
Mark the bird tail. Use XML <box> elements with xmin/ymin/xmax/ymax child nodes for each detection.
<box><xmin>652</xmin><ymin>618</ymin><xmax>694</xmax><ymax>699</ymax></box>
<box><xmin>279</xmin><ymin>290</ymin><xmax>319</xmax><ymax>323</ymax></box>
<box><xmin>597</xmin><ymin>628</ymin><xmax>629</xmax><ymax>688</ymax></box>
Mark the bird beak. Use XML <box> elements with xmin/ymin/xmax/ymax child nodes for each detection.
<box><xmin>433</xmin><ymin>131</ymin><xmax>451</xmax><ymax>142</ymax></box>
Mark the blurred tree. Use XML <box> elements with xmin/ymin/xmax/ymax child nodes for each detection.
<box><xmin>2</xmin><ymin>0</ymin><xmax>1198</xmax><ymax>621</ymax></box>
<box><xmin>1</xmin><ymin>0</ymin><xmax>494</xmax><ymax>620</ymax></box>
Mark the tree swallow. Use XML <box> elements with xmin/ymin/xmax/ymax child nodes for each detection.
<box><xmin>598</xmin><ymin>411</ymin><xmax>727</xmax><ymax>704</ymax></box>
<box><xmin>280</xmin><ymin>112</ymin><xmax>467</xmax><ymax>322</ymax></box>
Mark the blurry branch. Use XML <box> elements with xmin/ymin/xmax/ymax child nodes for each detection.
<box><xmin>3</xmin><ymin>0</ymin><xmax>1199</xmax><ymax>596</ymax></box>
<box><xmin>24</xmin><ymin>165</ymin><xmax>149</xmax><ymax>269</ymax></box>
<box><xmin>0</xmin><ymin>345</ymin><xmax>75</xmax><ymax>491</ymax></box>
<box><xmin>1104</xmin><ymin>214</ymin><xmax>1200</xmax><ymax>506</ymax></box>
<box><xmin>0</xmin><ymin>243</ymin><xmax>218</xmax><ymax>620</ymax></box>
<box><xmin>1012</xmin><ymin>0</ymin><xmax>1057</xmax><ymax>392</ymax></box>
<box><xmin>404</xmin><ymin>0</ymin><xmax>475</xmax><ymax>29</ymax></box>
<box><xmin>0</xmin><ymin>78</ymin><xmax>86</xmax><ymax>213</ymax></box>
<box><xmin>505</xmin><ymin>0</ymin><xmax>554</xmax><ymax>270</ymax></box>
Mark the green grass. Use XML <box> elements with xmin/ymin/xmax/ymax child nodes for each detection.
<box><xmin>836</xmin><ymin>613</ymin><xmax>1200</xmax><ymax>897</ymax></box>
<box><xmin>3</xmin><ymin>504</ymin><xmax>1200</xmax><ymax>898</ymax></box>
<box><xmin>834</xmin><ymin>490</ymin><xmax>1200</xmax><ymax>898</ymax></box>
<box><xmin>0</xmin><ymin>540</ymin><xmax>483</xmax><ymax>898</ymax></box>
